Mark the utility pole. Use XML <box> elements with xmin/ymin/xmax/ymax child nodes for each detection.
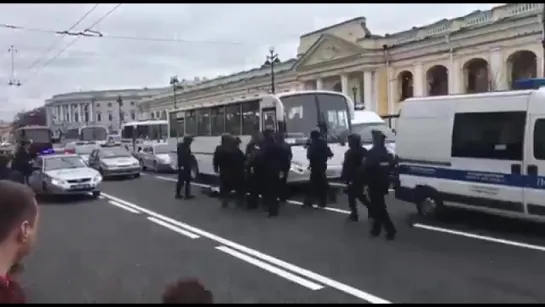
<box><xmin>542</xmin><ymin>3</ymin><xmax>545</xmax><ymax>76</ymax></box>
<box><xmin>7</xmin><ymin>45</ymin><xmax>21</xmax><ymax>87</ymax></box>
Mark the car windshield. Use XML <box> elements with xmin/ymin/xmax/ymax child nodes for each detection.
<box><xmin>75</xmin><ymin>145</ymin><xmax>96</xmax><ymax>154</ymax></box>
<box><xmin>352</xmin><ymin>122</ymin><xmax>396</xmax><ymax>144</ymax></box>
<box><xmin>100</xmin><ymin>147</ymin><xmax>131</xmax><ymax>158</ymax></box>
<box><xmin>154</xmin><ymin>145</ymin><xmax>170</xmax><ymax>154</ymax></box>
<box><xmin>45</xmin><ymin>156</ymin><xmax>87</xmax><ymax>171</ymax></box>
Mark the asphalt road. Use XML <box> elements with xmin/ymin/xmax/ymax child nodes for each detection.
<box><xmin>20</xmin><ymin>172</ymin><xmax>545</xmax><ymax>303</ymax></box>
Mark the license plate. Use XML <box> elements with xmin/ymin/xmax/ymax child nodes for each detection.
<box><xmin>73</xmin><ymin>184</ymin><xmax>90</xmax><ymax>189</ymax></box>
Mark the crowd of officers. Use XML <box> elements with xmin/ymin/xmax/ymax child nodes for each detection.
<box><xmin>175</xmin><ymin>128</ymin><xmax>396</xmax><ymax>240</ymax></box>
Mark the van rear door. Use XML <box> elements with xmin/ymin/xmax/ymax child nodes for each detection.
<box><xmin>524</xmin><ymin>114</ymin><xmax>545</xmax><ymax>217</ymax></box>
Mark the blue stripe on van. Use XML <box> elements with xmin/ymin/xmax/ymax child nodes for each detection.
<box><xmin>398</xmin><ymin>164</ymin><xmax>545</xmax><ymax>190</ymax></box>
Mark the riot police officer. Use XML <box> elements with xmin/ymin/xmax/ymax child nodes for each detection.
<box><xmin>213</xmin><ymin>134</ymin><xmax>245</xmax><ymax>208</ymax></box>
<box><xmin>175</xmin><ymin>136</ymin><xmax>195</xmax><ymax>200</ymax></box>
<box><xmin>364</xmin><ymin>130</ymin><xmax>396</xmax><ymax>240</ymax></box>
<box><xmin>275</xmin><ymin>132</ymin><xmax>292</xmax><ymax>203</ymax></box>
<box><xmin>257</xmin><ymin>129</ymin><xmax>286</xmax><ymax>217</ymax></box>
<box><xmin>341</xmin><ymin>133</ymin><xmax>369</xmax><ymax>221</ymax></box>
<box><xmin>303</xmin><ymin>130</ymin><xmax>333</xmax><ymax>208</ymax></box>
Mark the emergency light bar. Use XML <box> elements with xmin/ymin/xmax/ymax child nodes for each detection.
<box><xmin>39</xmin><ymin>148</ymin><xmax>55</xmax><ymax>155</ymax></box>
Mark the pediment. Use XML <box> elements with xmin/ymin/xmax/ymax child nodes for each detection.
<box><xmin>294</xmin><ymin>34</ymin><xmax>365</xmax><ymax>70</ymax></box>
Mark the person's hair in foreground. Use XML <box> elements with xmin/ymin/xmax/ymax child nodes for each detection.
<box><xmin>0</xmin><ymin>180</ymin><xmax>40</xmax><ymax>304</ymax></box>
<box><xmin>162</xmin><ymin>278</ymin><xmax>213</xmax><ymax>304</ymax></box>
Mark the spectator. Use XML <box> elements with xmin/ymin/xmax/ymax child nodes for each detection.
<box><xmin>162</xmin><ymin>278</ymin><xmax>213</xmax><ymax>304</ymax></box>
<box><xmin>0</xmin><ymin>155</ymin><xmax>10</xmax><ymax>179</ymax></box>
<box><xmin>0</xmin><ymin>180</ymin><xmax>40</xmax><ymax>304</ymax></box>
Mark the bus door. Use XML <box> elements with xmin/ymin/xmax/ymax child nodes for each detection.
<box><xmin>261</xmin><ymin>108</ymin><xmax>277</xmax><ymax>132</ymax></box>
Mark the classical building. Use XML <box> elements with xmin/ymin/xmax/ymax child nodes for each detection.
<box><xmin>45</xmin><ymin>87</ymin><xmax>168</xmax><ymax>134</ymax></box>
<box><xmin>139</xmin><ymin>3</ymin><xmax>545</xmax><ymax>118</ymax></box>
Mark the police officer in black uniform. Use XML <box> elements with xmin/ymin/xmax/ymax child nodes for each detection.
<box><xmin>11</xmin><ymin>139</ymin><xmax>34</xmax><ymax>185</ymax></box>
<box><xmin>365</xmin><ymin>130</ymin><xmax>396</xmax><ymax>240</ymax></box>
<box><xmin>303</xmin><ymin>130</ymin><xmax>333</xmax><ymax>208</ymax></box>
<box><xmin>275</xmin><ymin>132</ymin><xmax>292</xmax><ymax>203</ymax></box>
<box><xmin>175</xmin><ymin>136</ymin><xmax>195</xmax><ymax>200</ymax></box>
<box><xmin>213</xmin><ymin>134</ymin><xmax>246</xmax><ymax>208</ymax></box>
<box><xmin>341</xmin><ymin>133</ymin><xmax>370</xmax><ymax>221</ymax></box>
<box><xmin>257</xmin><ymin>128</ymin><xmax>285</xmax><ymax>217</ymax></box>
<box><xmin>245</xmin><ymin>132</ymin><xmax>262</xmax><ymax>209</ymax></box>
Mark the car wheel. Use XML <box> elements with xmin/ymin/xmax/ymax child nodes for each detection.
<box><xmin>140</xmin><ymin>159</ymin><xmax>147</xmax><ymax>171</ymax></box>
<box><xmin>153</xmin><ymin>161</ymin><xmax>158</xmax><ymax>173</ymax></box>
<box><xmin>134</xmin><ymin>173</ymin><xmax>141</xmax><ymax>178</ymax></box>
<box><xmin>92</xmin><ymin>191</ymin><xmax>101</xmax><ymax>198</ymax></box>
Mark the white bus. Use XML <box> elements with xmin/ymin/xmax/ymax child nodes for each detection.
<box><xmin>121</xmin><ymin>120</ymin><xmax>168</xmax><ymax>148</ymax></box>
<box><xmin>80</xmin><ymin>125</ymin><xmax>108</xmax><ymax>144</ymax></box>
<box><xmin>167</xmin><ymin>90</ymin><xmax>354</xmax><ymax>183</ymax></box>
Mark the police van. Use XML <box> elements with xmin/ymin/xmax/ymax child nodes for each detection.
<box><xmin>395</xmin><ymin>87</ymin><xmax>545</xmax><ymax>222</ymax></box>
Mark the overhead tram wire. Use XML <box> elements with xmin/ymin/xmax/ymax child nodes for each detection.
<box><xmin>22</xmin><ymin>4</ymin><xmax>100</xmax><ymax>75</ymax></box>
<box><xmin>0</xmin><ymin>23</ymin><xmax>271</xmax><ymax>47</ymax></box>
<box><xmin>21</xmin><ymin>4</ymin><xmax>123</xmax><ymax>86</ymax></box>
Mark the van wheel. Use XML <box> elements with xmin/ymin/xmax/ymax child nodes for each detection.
<box><xmin>416</xmin><ymin>193</ymin><xmax>445</xmax><ymax>219</ymax></box>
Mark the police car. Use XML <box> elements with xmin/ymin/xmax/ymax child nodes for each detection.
<box><xmin>395</xmin><ymin>81</ymin><xmax>545</xmax><ymax>222</ymax></box>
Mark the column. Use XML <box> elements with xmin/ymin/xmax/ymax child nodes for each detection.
<box><xmin>340</xmin><ymin>74</ymin><xmax>349</xmax><ymax>96</ymax></box>
<box><xmin>316</xmin><ymin>78</ymin><xmax>323</xmax><ymax>90</ymax></box>
<box><xmin>489</xmin><ymin>47</ymin><xmax>506</xmax><ymax>90</ymax></box>
<box><xmin>88</xmin><ymin>101</ymin><xmax>93</xmax><ymax>123</ymax></box>
<box><xmin>371</xmin><ymin>71</ymin><xmax>379</xmax><ymax>113</ymax></box>
<box><xmin>413</xmin><ymin>62</ymin><xmax>424</xmax><ymax>97</ymax></box>
<box><xmin>448</xmin><ymin>55</ymin><xmax>460</xmax><ymax>94</ymax></box>
<box><xmin>363</xmin><ymin>71</ymin><xmax>373</xmax><ymax>111</ymax></box>
<box><xmin>539</xmin><ymin>56</ymin><xmax>544</xmax><ymax>78</ymax></box>
<box><xmin>68</xmin><ymin>104</ymin><xmax>72</xmax><ymax>123</ymax></box>
<box><xmin>387</xmin><ymin>67</ymin><xmax>395</xmax><ymax>115</ymax></box>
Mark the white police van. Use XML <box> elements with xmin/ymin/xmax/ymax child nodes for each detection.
<box><xmin>395</xmin><ymin>87</ymin><xmax>545</xmax><ymax>222</ymax></box>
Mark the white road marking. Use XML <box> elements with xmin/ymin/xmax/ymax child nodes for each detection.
<box><xmin>148</xmin><ymin>217</ymin><xmax>200</xmax><ymax>239</ymax></box>
<box><xmin>154</xmin><ymin>175</ymin><xmax>210</xmax><ymax>188</ymax></box>
<box><xmin>414</xmin><ymin>223</ymin><xmax>545</xmax><ymax>253</ymax></box>
<box><xmin>152</xmin><ymin>175</ymin><xmax>353</xmax><ymax>215</ymax></box>
<box><xmin>216</xmin><ymin>245</ymin><xmax>324</xmax><ymax>291</ymax></box>
<box><xmin>107</xmin><ymin>200</ymin><xmax>140</xmax><ymax>214</ymax></box>
<box><xmin>100</xmin><ymin>192</ymin><xmax>391</xmax><ymax>304</ymax></box>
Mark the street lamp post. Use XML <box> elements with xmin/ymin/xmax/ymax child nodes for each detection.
<box><xmin>264</xmin><ymin>47</ymin><xmax>280</xmax><ymax>94</ymax></box>
<box><xmin>170</xmin><ymin>76</ymin><xmax>181</xmax><ymax>109</ymax></box>
<box><xmin>117</xmin><ymin>95</ymin><xmax>123</xmax><ymax>131</ymax></box>
<box><xmin>351</xmin><ymin>86</ymin><xmax>358</xmax><ymax>104</ymax></box>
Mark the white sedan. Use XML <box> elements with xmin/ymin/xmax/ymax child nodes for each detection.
<box><xmin>28</xmin><ymin>154</ymin><xmax>102</xmax><ymax>198</ymax></box>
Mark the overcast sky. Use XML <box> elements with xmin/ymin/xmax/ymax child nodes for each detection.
<box><xmin>0</xmin><ymin>3</ymin><xmax>500</xmax><ymax>121</ymax></box>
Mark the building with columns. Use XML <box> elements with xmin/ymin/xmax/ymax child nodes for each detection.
<box><xmin>45</xmin><ymin>87</ymin><xmax>167</xmax><ymax>135</ymax></box>
<box><xmin>139</xmin><ymin>3</ymin><xmax>545</xmax><ymax>119</ymax></box>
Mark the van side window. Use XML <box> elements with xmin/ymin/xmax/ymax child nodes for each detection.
<box><xmin>451</xmin><ymin>111</ymin><xmax>526</xmax><ymax>160</ymax></box>
<box><xmin>534</xmin><ymin>119</ymin><xmax>545</xmax><ymax>160</ymax></box>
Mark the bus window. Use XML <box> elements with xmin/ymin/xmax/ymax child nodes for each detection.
<box><xmin>186</xmin><ymin>111</ymin><xmax>197</xmax><ymax>135</ymax></box>
<box><xmin>242</xmin><ymin>100</ymin><xmax>260</xmax><ymax>135</ymax></box>
<box><xmin>197</xmin><ymin>108</ymin><xmax>210</xmax><ymax>136</ymax></box>
<box><xmin>211</xmin><ymin>106</ymin><xmax>225</xmax><ymax>136</ymax></box>
<box><xmin>225</xmin><ymin>103</ymin><xmax>241</xmax><ymax>135</ymax></box>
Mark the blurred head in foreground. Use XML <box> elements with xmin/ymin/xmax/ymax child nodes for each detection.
<box><xmin>162</xmin><ymin>278</ymin><xmax>213</xmax><ymax>304</ymax></box>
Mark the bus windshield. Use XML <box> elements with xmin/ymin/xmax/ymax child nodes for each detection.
<box><xmin>81</xmin><ymin>126</ymin><xmax>107</xmax><ymax>141</ymax></box>
<box><xmin>17</xmin><ymin>128</ymin><xmax>52</xmax><ymax>144</ymax></box>
<box><xmin>352</xmin><ymin>122</ymin><xmax>396</xmax><ymax>144</ymax></box>
<box><xmin>64</xmin><ymin>128</ymin><xmax>79</xmax><ymax>140</ymax></box>
<box><xmin>281</xmin><ymin>93</ymin><xmax>350</xmax><ymax>143</ymax></box>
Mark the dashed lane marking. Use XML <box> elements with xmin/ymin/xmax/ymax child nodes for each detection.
<box><xmin>101</xmin><ymin>192</ymin><xmax>392</xmax><ymax>304</ymax></box>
